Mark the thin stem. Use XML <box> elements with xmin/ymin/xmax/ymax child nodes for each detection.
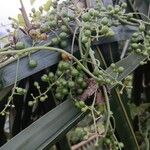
<box><xmin>96</xmin><ymin>46</ymin><xmax>107</xmax><ymax>68</ymax></box>
<box><xmin>71</xmin><ymin>26</ymin><xmax>78</xmax><ymax>55</ymax></box>
<box><xmin>103</xmin><ymin>86</ymin><xmax>111</xmax><ymax>136</ymax></box>
<box><xmin>0</xmin><ymin>46</ymin><xmax>101</xmax><ymax>81</ymax></box>
<box><xmin>0</xmin><ymin>57</ymin><xmax>20</xmax><ymax>115</ymax></box>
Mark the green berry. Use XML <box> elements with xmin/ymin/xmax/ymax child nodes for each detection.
<box><xmin>56</xmin><ymin>70</ymin><xmax>63</xmax><ymax>76</ymax></box>
<box><xmin>101</xmin><ymin>17</ymin><xmax>109</xmax><ymax>25</ymax></box>
<box><xmin>83</xmin><ymin>22</ymin><xmax>91</xmax><ymax>29</ymax></box>
<box><xmin>41</xmin><ymin>74</ymin><xmax>49</xmax><ymax>82</ymax></box>
<box><xmin>40</xmin><ymin>23</ymin><xmax>49</xmax><ymax>33</ymax></box>
<box><xmin>61</xmin><ymin>25</ymin><xmax>69</xmax><ymax>32</ymax></box>
<box><xmin>107</xmin><ymin>5</ymin><xmax>113</xmax><ymax>11</ymax></box>
<box><xmin>16</xmin><ymin>42</ymin><xmax>25</xmax><ymax>50</ymax></box>
<box><xmin>132</xmin><ymin>32</ymin><xmax>139</xmax><ymax>38</ymax></box>
<box><xmin>17</xmin><ymin>88</ymin><xmax>23</xmax><ymax>93</ymax></box>
<box><xmin>28</xmin><ymin>59</ymin><xmax>38</xmax><ymax>68</ymax></box>
<box><xmin>61</xmin><ymin>88</ymin><xmax>68</xmax><ymax>95</ymax></box>
<box><xmin>143</xmin><ymin>51</ymin><xmax>148</xmax><ymax>56</ymax></box>
<box><xmin>114</xmin><ymin>5</ymin><xmax>120</xmax><ymax>13</ymax></box>
<box><xmin>84</xmin><ymin>29</ymin><xmax>91</xmax><ymax>37</ymax></box>
<box><xmin>121</xmin><ymin>2</ymin><xmax>127</xmax><ymax>8</ymax></box>
<box><xmin>71</xmin><ymin>68</ymin><xmax>79</xmax><ymax>76</ymax></box>
<box><xmin>34</xmin><ymin>82</ymin><xmax>39</xmax><ymax>87</ymax></box>
<box><xmin>59</xmin><ymin>32</ymin><xmax>68</xmax><ymax>40</ymax></box>
<box><xmin>140</xmin><ymin>61</ymin><xmax>145</xmax><ymax>65</ymax></box>
<box><xmin>118</xmin><ymin>67</ymin><xmax>124</xmax><ymax>73</ymax></box>
<box><xmin>51</xmin><ymin>37</ymin><xmax>59</xmax><ymax>45</ymax></box>
<box><xmin>48</xmin><ymin>72</ymin><xmax>54</xmax><ymax>79</ymax></box>
<box><xmin>105</xmin><ymin>138</ymin><xmax>111</xmax><ymax>144</ymax></box>
<box><xmin>127</xmin><ymin>13</ymin><xmax>133</xmax><ymax>19</ymax></box>
<box><xmin>126</xmin><ymin>75</ymin><xmax>132</xmax><ymax>81</ymax></box>
<box><xmin>81</xmin><ymin>107</ymin><xmax>88</xmax><ymax>112</ymax></box>
<box><xmin>79</xmin><ymin>101</ymin><xmax>85</xmax><ymax>107</ymax></box>
<box><xmin>135</xmin><ymin>49</ymin><xmax>141</xmax><ymax>53</ymax></box>
<box><xmin>110</xmin><ymin>63</ymin><xmax>116</xmax><ymax>68</ymax></box>
<box><xmin>139</xmin><ymin>24</ymin><xmax>145</xmax><ymax>32</ymax></box>
<box><xmin>62</xmin><ymin>62</ymin><xmax>70</xmax><ymax>70</ymax></box>
<box><xmin>60</xmin><ymin>40</ymin><xmax>68</xmax><ymax>48</ymax></box>
<box><xmin>68</xmin><ymin>81</ymin><xmax>75</xmax><ymax>88</ymax></box>
<box><xmin>59</xmin><ymin>78</ymin><xmax>67</xmax><ymax>86</ymax></box>
<box><xmin>39</xmin><ymin>6</ymin><xmax>43</xmax><ymax>12</ymax></box>
<box><xmin>89</xmin><ymin>8</ymin><xmax>97</xmax><ymax>16</ymax></box>
<box><xmin>77</xmin><ymin>88</ymin><xmax>83</xmax><ymax>94</ymax></box>
<box><xmin>131</xmin><ymin>43</ymin><xmax>138</xmax><ymax>49</ymax></box>
<box><xmin>55</xmin><ymin>92</ymin><xmax>62</xmax><ymax>100</ymax></box>
<box><xmin>49</xmin><ymin>20</ymin><xmax>57</xmax><ymax>27</ymax></box>
<box><xmin>76</xmin><ymin>77</ymin><xmax>84</xmax><ymax>84</ymax></box>
<box><xmin>81</xmin><ymin>81</ymin><xmax>87</xmax><ymax>88</ymax></box>
<box><xmin>28</xmin><ymin>101</ymin><xmax>34</xmax><ymax>106</ymax></box>
<box><xmin>81</xmin><ymin>36</ymin><xmax>89</xmax><ymax>43</ymax></box>
<box><xmin>101</xmin><ymin>26</ymin><xmax>109</xmax><ymax>34</ymax></box>
<box><xmin>105</xmin><ymin>79</ymin><xmax>111</xmax><ymax>84</ymax></box>
<box><xmin>40</xmin><ymin>97</ymin><xmax>46</xmax><ymax>102</ymax></box>
<box><xmin>82</xmin><ymin>13</ymin><xmax>90</xmax><ymax>22</ymax></box>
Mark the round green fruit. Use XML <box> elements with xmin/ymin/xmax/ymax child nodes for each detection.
<box><xmin>16</xmin><ymin>42</ymin><xmax>25</xmax><ymax>50</ymax></box>
<box><xmin>60</xmin><ymin>40</ymin><xmax>68</xmax><ymax>48</ymax></box>
<box><xmin>41</xmin><ymin>74</ymin><xmax>49</xmax><ymax>82</ymax></box>
<box><xmin>28</xmin><ymin>59</ymin><xmax>38</xmax><ymax>68</ymax></box>
<box><xmin>59</xmin><ymin>32</ymin><xmax>68</xmax><ymax>40</ymax></box>
<box><xmin>68</xmin><ymin>81</ymin><xmax>75</xmax><ymax>88</ymax></box>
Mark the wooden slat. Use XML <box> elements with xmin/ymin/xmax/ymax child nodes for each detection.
<box><xmin>0</xmin><ymin>25</ymin><xmax>137</xmax><ymax>89</ymax></box>
<box><xmin>0</xmin><ymin>100</ymin><xmax>85</xmax><ymax>150</ymax></box>
<box><xmin>0</xmin><ymin>52</ymin><xmax>146</xmax><ymax>150</ymax></box>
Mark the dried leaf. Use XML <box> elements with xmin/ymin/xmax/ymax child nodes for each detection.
<box><xmin>78</xmin><ymin>78</ymin><xmax>98</xmax><ymax>101</ymax></box>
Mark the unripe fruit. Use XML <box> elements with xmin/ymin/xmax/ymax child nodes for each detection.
<box><xmin>76</xmin><ymin>77</ymin><xmax>84</xmax><ymax>84</ymax></box>
<box><xmin>16</xmin><ymin>42</ymin><xmax>25</xmax><ymax>50</ymax></box>
<box><xmin>101</xmin><ymin>17</ymin><xmax>109</xmax><ymax>25</ymax></box>
<box><xmin>61</xmin><ymin>88</ymin><xmax>68</xmax><ymax>95</ymax></box>
<box><xmin>60</xmin><ymin>41</ymin><xmax>68</xmax><ymax>48</ymax></box>
<box><xmin>81</xmin><ymin>36</ymin><xmax>88</xmax><ymax>43</ymax></box>
<box><xmin>82</xmin><ymin>13</ymin><xmax>90</xmax><ymax>22</ymax></box>
<box><xmin>61</xmin><ymin>25</ymin><xmax>69</xmax><ymax>32</ymax></box>
<box><xmin>71</xmin><ymin>69</ymin><xmax>79</xmax><ymax>76</ymax></box>
<box><xmin>118</xmin><ymin>66</ymin><xmax>124</xmax><ymax>73</ymax></box>
<box><xmin>77</xmin><ymin>88</ymin><xmax>83</xmax><ymax>94</ymax></box>
<box><xmin>48</xmin><ymin>72</ymin><xmax>54</xmax><ymax>79</ymax></box>
<box><xmin>121</xmin><ymin>2</ymin><xmax>127</xmax><ymax>8</ymax></box>
<box><xmin>28</xmin><ymin>101</ymin><xmax>34</xmax><ymax>106</ymax></box>
<box><xmin>68</xmin><ymin>81</ymin><xmax>75</xmax><ymax>88</ymax></box>
<box><xmin>84</xmin><ymin>30</ymin><xmax>91</xmax><ymax>37</ymax></box>
<box><xmin>55</xmin><ymin>92</ymin><xmax>62</xmax><ymax>99</ymax></box>
<box><xmin>139</xmin><ymin>24</ymin><xmax>145</xmax><ymax>32</ymax></box>
<box><xmin>59</xmin><ymin>32</ymin><xmax>68</xmax><ymax>40</ymax></box>
<box><xmin>110</xmin><ymin>63</ymin><xmax>116</xmax><ymax>68</ymax></box>
<box><xmin>28</xmin><ymin>59</ymin><xmax>38</xmax><ymax>68</ymax></box>
<box><xmin>51</xmin><ymin>37</ymin><xmax>59</xmax><ymax>45</ymax></box>
<box><xmin>41</xmin><ymin>74</ymin><xmax>49</xmax><ymax>82</ymax></box>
